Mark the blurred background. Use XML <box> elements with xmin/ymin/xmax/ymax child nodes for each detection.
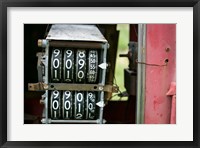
<box><xmin>112</xmin><ymin>24</ymin><xmax>129</xmax><ymax>101</ymax></box>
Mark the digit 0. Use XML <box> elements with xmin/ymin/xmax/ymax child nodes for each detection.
<box><xmin>52</xmin><ymin>100</ymin><xmax>59</xmax><ymax>110</ymax></box>
<box><xmin>64</xmin><ymin>100</ymin><xmax>71</xmax><ymax>110</ymax></box>
<box><xmin>53</xmin><ymin>58</ymin><xmax>59</xmax><ymax>69</ymax></box>
<box><xmin>77</xmin><ymin>93</ymin><xmax>83</xmax><ymax>102</ymax></box>
<box><xmin>65</xmin><ymin>59</ymin><xmax>72</xmax><ymax>69</ymax></box>
<box><xmin>77</xmin><ymin>71</ymin><xmax>84</xmax><ymax>79</ymax></box>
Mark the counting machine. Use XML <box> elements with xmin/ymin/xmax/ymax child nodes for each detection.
<box><xmin>27</xmin><ymin>24</ymin><xmax>119</xmax><ymax>124</ymax></box>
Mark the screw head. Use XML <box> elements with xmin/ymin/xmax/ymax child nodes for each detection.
<box><xmin>99</xmin><ymin>86</ymin><xmax>103</xmax><ymax>91</ymax></box>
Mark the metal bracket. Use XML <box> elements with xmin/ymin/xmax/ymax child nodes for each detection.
<box><xmin>41</xmin><ymin>118</ymin><xmax>106</xmax><ymax>124</ymax></box>
<box><xmin>36</xmin><ymin>52</ymin><xmax>45</xmax><ymax>82</ymax></box>
<box><xmin>28</xmin><ymin>83</ymin><xmax>119</xmax><ymax>93</ymax></box>
<box><xmin>28</xmin><ymin>82</ymin><xmax>46</xmax><ymax>91</ymax></box>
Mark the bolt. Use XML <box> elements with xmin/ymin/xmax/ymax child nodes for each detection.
<box><xmin>43</xmin><ymin>84</ymin><xmax>48</xmax><ymax>90</ymax></box>
<box><xmin>38</xmin><ymin>39</ymin><xmax>48</xmax><ymax>48</ymax></box>
<box><xmin>99</xmin><ymin>86</ymin><xmax>103</xmax><ymax>91</ymax></box>
<box><xmin>165</xmin><ymin>48</ymin><xmax>170</xmax><ymax>52</ymax></box>
<box><xmin>41</xmin><ymin>118</ymin><xmax>46</xmax><ymax>123</ymax></box>
<box><xmin>38</xmin><ymin>39</ymin><xmax>43</xmax><ymax>47</ymax></box>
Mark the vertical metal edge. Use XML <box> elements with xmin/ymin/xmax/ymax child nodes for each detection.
<box><xmin>136</xmin><ymin>24</ymin><xmax>146</xmax><ymax>124</ymax></box>
<box><xmin>99</xmin><ymin>43</ymin><xmax>108</xmax><ymax>124</ymax></box>
<box><xmin>45</xmin><ymin>40</ymin><xmax>49</xmax><ymax>124</ymax></box>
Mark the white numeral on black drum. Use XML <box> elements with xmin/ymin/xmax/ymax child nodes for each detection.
<box><xmin>86</xmin><ymin>92</ymin><xmax>96</xmax><ymax>119</ymax></box>
<box><xmin>76</xmin><ymin>50</ymin><xmax>86</xmax><ymax>83</ymax></box>
<box><xmin>62</xmin><ymin>91</ymin><xmax>73</xmax><ymax>119</ymax></box>
<box><xmin>74</xmin><ymin>92</ymin><xmax>85</xmax><ymax>119</ymax></box>
<box><xmin>50</xmin><ymin>90</ymin><xmax>61</xmax><ymax>119</ymax></box>
<box><xmin>51</xmin><ymin>49</ymin><xmax>62</xmax><ymax>82</ymax></box>
<box><xmin>87</xmin><ymin>50</ymin><xmax>98</xmax><ymax>83</ymax></box>
<box><xmin>63</xmin><ymin>49</ymin><xmax>74</xmax><ymax>82</ymax></box>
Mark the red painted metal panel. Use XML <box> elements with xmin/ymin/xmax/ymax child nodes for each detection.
<box><xmin>170</xmin><ymin>95</ymin><xmax>176</xmax><ymax>124</ymax></box>
<box><xmin>145</xmin><ymin>24</ymin><xmax>176</xmax><ymax>124</ymax></box>
<box><xmin>166</xmin><ymin>82</ymin><xmax>176</xmax><ymax>124</ymax></box>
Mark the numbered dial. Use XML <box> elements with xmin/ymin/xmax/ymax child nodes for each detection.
<box><xmin>86</xmin><ymin>92</ymin><xmax>96</xmax><ymax>120</ymax></box>
<box><xmin>76</xmin><ymin>50</ymin><xmax>86</xmax><ymax>83</ymax></box>
<box><xmin>62</xmin><ymin>91</ymin><xmax>73</xmax><ymax>119</ymax></box>
<box><xmin>51</xmin><ymin>49</ymin><xmax>62</xmax><ymax>82</ymax></box>
<box><xmin>87</xmin><ymin>50</ymin><xmax>98</xmax><ymax>83</ymax></box>
<box><xmin>63</xmin><ymin>49</ymin><xmax>74</xmax><ymax>82</ymax></box>
<box><xmin>50</xmin><ymin>90</ymin><xmax>61</xmax><ymax>119</ymax></box>
<box><xmin>74</xmin><ymin>92</ymin><xmax>85</xmax><ymax>119</ymax></box>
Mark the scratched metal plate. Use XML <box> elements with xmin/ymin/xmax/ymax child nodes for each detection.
<box><xmin>46</xmin><ymin>24</ymin><xmax>107</xmax><ymax>42</ymax></box>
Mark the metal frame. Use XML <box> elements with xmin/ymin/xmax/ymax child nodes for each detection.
<box><xmin>28</xmin><ymin>83</ymin><xmax>118</xmax><ymax>92</ymax></box>
<box><xmin>1</xmin><ymin>0</ymin><xmax>199</xmax><ymax>147</ymax></box>
<box><xmin>98</xmin><ymin>42</ymin><xmax>108</xmax><ymax>124</ymax></box>
<box><xmin>136</xmin><ymin>24</ymin><xmax>146</xmax><ymax>124</ymax></box>
<box><xmin>41</xmin><ymin>119</ymin><xmax>106</xmax><ymax>124</ymax></box>
<box><xmin>38</xmin><ymin>25</ymin><xmax>109</xmax><ymax>124</ymax></box>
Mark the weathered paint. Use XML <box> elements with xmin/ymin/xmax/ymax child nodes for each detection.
<box><xmin>170</xmin><ymin>95</ymin><xmax>176</xmax><ymax>124</ymax></box>
<box><xmin>166</xmin><ymin>82</ymin><xmax>176</xmax><ymax>124</ymax></box>
<box><xmin>144</xmin><ymin>24</ymin><xmax>176</xmax><ymax>124</ymax></box>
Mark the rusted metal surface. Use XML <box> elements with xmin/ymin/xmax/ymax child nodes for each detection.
<box><xmin>49</xmin><ymin>40</ymin><xmax>104</xmax><ymax>49</ymax></box>
<box><xmin>144</xmin><ymin>24</ymin><xmax>176</xmax><ymax>124</ymax></box>
<box><xmin>28</xmin><ymin>83</ymin><xmax>119</xmax><ymax>93</ymax></box>
<box><xmin>28</xmin><ymin>82</ymin><xmax>45</xmax><ymax>91</ymax></box>
<box><xmin>119</xmin><ymin>42</ymin><xmax>138</xmax><ymax>71</ymax></box>
<box><xmin>46</xmin><ymin>24</ymin><xmax>107</xmax><ymax>42</ymax></box>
